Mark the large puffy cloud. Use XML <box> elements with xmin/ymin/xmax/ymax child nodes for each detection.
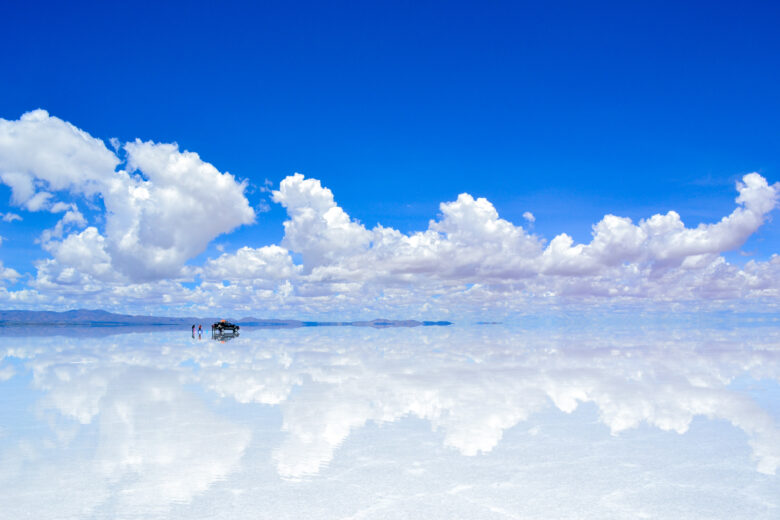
<box><xmin>41</xmin><ymin>227</ymin><xmax>113</xmax><ymax>281</ymax></box>
<box><xmin>0</xmin><ymin>110</ymin><xmax>255</xmax><ymax>282</ymax></box>
<box><xmin>543</xmin><ymin>173</ymin><xmax>779</xmax><ymax>275</ymax></box>
<box><xmin>0</xmin><ymin>109</ymin><xmax>119</xmax><ymax>208</ymax></box>
<box><xmin>5</xmin><ymin>166</ymin><xmax>780</xmax><ymax>314</ymax></box>
<box><xmin>202</xmin><ymin>245</ymin><xmax>301</xmax><ymax>282</ymax></box>
<box><xmin>271</xmin><ymin>174</ymin><xmax>372</xmax><ymax>269</ymax></box>
<box><xmin>257</xmin><ymin>171</ymin><xmax>779</xmax><ymax>311</ymax></box>
<box><xmin>267</xmin><ymin>172</ymin><xmax>778</xmax><ymax>289</ymax></box>
<box><xmin>1</xmin><ymin>109</ymin><xmax>780</xmax><ymax>314</ymax></box>
<box><xmin>99</xmin><ymin>139</ymin><xmax>255</xmax><ymax>280</ymax></box>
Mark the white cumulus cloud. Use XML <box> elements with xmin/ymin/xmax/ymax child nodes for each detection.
<box><xmin>1</xmin><ymin>109</ymin><xmax>779</xmax><ymax>314</ymax></box>
<box><xmin>0</xmin><ymin>110</ymin><xmax>255</xmax><ymax>283</ymax></box>
<box><xmin>272</xmin><ymin>174</ymin><xmax>372</xmax><ymax>269</ymax></box>
<box><xmin>1</xmin><ymin>212</ymin><xmax>22</xmax><ymax>222</ymax></box>
<box><xmin>202</xmin><ymin>245</ymin><xmax>301</xmax><ymax>282</ymax></box>
<box><xmin>0</xmin><ymin>109</ymin><xmax>119</xmax><ymax>206</ymax></box>
<box><xmin>101</xmin><ymin>139</ymin><xmax>255</xmax><ymax>280</ymax></box>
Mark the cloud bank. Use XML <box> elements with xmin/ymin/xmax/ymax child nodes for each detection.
<box><xmin>0</xmin><ymin>110</ymin><xmax>778</xmax><ymax>316</ymax></box>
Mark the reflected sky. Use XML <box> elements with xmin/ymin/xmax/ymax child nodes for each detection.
<box><xmin>0</xmin><ymin>323</ymin><xmax>779</xmax><ymax>519</ymax></box>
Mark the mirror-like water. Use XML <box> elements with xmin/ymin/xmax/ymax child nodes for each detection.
<box><xmin>0</xmin><ymin>324</ymin><xmax>778</xmax><ymax>519</ymax></box>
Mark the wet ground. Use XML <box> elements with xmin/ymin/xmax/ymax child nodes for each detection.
<box><xmin>0</xmin><ymin>321</ymin><xmax>778</xmax><ymax>519</ymax></box>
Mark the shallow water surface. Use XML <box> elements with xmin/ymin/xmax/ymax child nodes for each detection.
<box><xmin>0</xmin><ymin>323</ymin><xmax>778</xmax><ymax>519</ymax></box>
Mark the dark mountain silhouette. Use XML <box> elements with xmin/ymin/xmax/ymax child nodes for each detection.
<box><xmin>0</xmin><ymin>310</ymin><xmax>452</xmax><ymax>328</ymax></box>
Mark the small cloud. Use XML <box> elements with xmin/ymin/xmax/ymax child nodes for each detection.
<box><xmin>522</xmin><ymin>211</ymin><xmax>536</xmax><ymax>223</ymax></box>
<box><xmin>256</xmin><ymin>199</ymin><xmax>271</xmax><ymax>213</ymax></box>
<box><xmin>0</xmin><ymin>261</ymin><xmax>19</xmax><ymax>283</ymax></box>
<box><xmin>50</xmin><ymin>201</ymin><xmax>74</xmax><ymax>213</ymax></box>
<box><xmin>0</xmin><ymin>364</ymin><xmax>14</xmax><ymax>381</ymax></box>
<box><xmin>25</xmin><ymin>191</ymin><xmax>53</xmax><ymax>211</ymax></box>
<box><xmin>1</xmin><ymin>212</ymin><xmax>22</xmax><ymax>222</ymax></box>
<box><xmin>260</xmin><ymin>178</ymin><xmax>274</xmax><ymax>193</ymax></box>
<box><xmin>686</xmin><ymin>173</ymin><xmax>734</xmax><ymax>188</ymax></box>
<box><xmin>109</xmin><ymin>137</ymin><xmax>121</xmax><ymax>152</ymax></box>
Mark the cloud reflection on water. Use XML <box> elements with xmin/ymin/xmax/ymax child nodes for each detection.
<box><xmin>192</xmin><ymin>327</ymin><xmax>780</xmax><ymax>478</ymax></box>
<box><xmin>0</xmin><ymin>324</ymin><xmax>779</xmax><ymax>517</ymax></box>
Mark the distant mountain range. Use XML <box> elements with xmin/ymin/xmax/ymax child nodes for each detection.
<box><xmin>0</xmin><ymin>310</ymin><xmax>452</xmax><ymax>328</ymax></box>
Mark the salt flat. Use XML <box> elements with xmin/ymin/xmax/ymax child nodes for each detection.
<box><xmin>0</xmin><ymin>322</ymin><xmax>778</xmax><ymax>519</ymax></box>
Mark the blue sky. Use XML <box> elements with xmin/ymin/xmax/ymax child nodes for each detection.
<box><xmin>0</xmin><ymin>1</ymin><xmax>779</xmax><ymax>316</ymax></box>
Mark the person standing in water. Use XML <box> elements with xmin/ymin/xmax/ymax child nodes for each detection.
<box><xmin>192</xmin><ymin>324</ymin><xmax>196</xmax><ymax>337</ymax></box>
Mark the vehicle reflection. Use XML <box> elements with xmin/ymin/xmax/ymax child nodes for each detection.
<box><xmin>212</xmin><ymin>330</ymin><xmax>240</xmax><ymax>342</ymax></box>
